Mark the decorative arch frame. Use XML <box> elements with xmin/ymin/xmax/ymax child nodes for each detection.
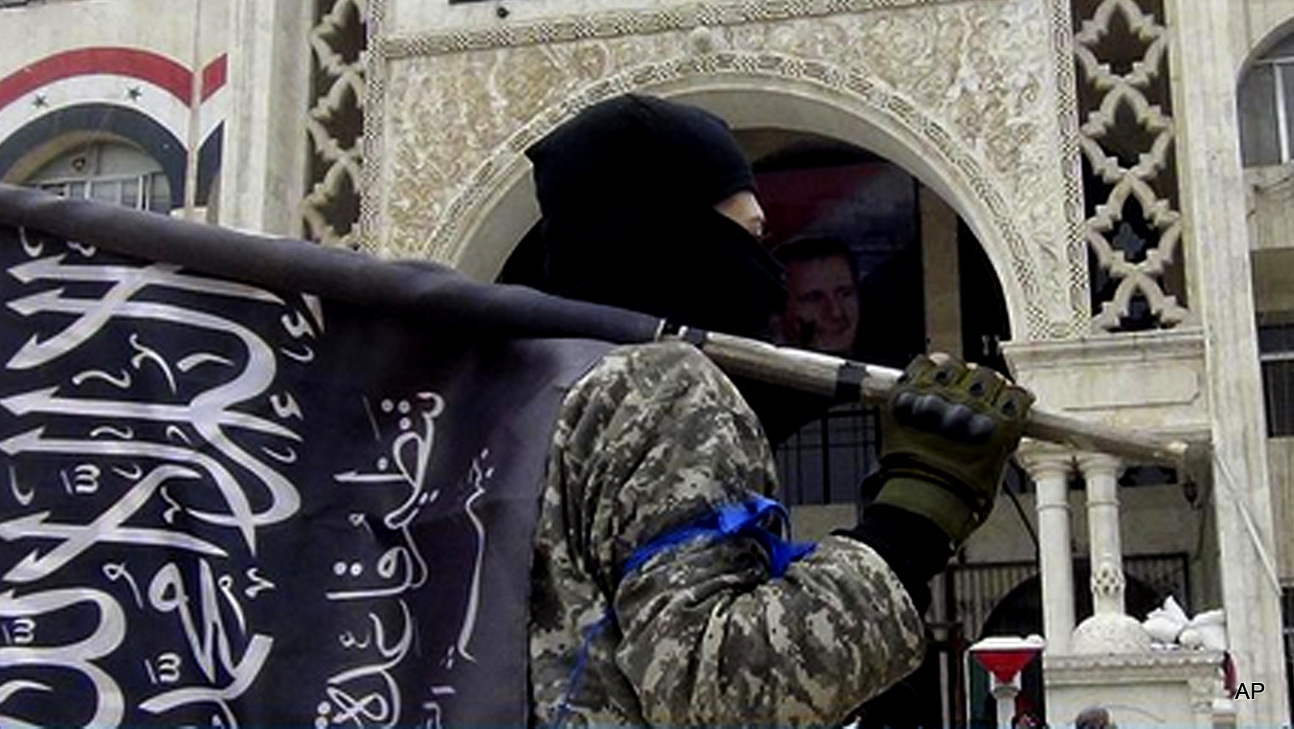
<box><xmin>411</xmin><ymin>53</ymin><xmax>1049</xmax><ymax>342</ymax></box>
<box><xmin>1236</xmin><ymin>12</ymin><xmax>1294</xmax><ymax>79</ymax></box>
<box><xmin>0</xmin><ymin>104</ymin><xmax>222</xmax><ymax>210</ymax></box>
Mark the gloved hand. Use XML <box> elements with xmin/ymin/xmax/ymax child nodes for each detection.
<box><xmin>869</xmin><ymin>353</ymin><xmax>1034</xmax><ymax>546</ymax></box>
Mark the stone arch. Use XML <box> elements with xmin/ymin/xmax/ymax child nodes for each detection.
<box><xmin>1236</xmin><ymin>13</ymin><xmax>1294</xmax><ymax>78</ymax></box>
<box><xmin>1235</xmin><ymin>17</ymin><xmax>1294</xmax><ymax>170</ymax></box>
<box><xmin>0</xmin><ymin>104</ymin><xmax>189</xmax><ymax>210</ymax></box>
<box><xmin>430</xmin><ymin>53</ymin><xmax>1047</xmax><ymax>341</ymax></box>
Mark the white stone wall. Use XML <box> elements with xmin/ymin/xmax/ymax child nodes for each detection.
<box><xmin>0</xmin><ymin>0</ymin><xmax>229</xmax><ymax>217</ymax></box>
<box><xmin>1268</xmin><ymin>438</ymin><xmax>1294</xmax><ymax>580</ymax></box>
<box><xmin>0</xmin><ymin>0</ymin><xmax>226</xmax><ymax>75</ymax></box>
<box><xmin>1241</xmin><ymin>7</ymin><xmax>1294</xmax><ymax>590</ymax></box>
<box><xmin>217</xmin><ymin>0</ymin><xmax>312</xmax><ymax>235</ymax></box>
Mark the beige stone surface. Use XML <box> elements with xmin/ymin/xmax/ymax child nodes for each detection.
<box><xmin>218</xmin><ymin>0</ymin><xmax>312</xmax><ymax>236</ymax></box>
<box><xmin>1247</xmin><ymin>166</ymin><xmax>1294</xmax><ymax>252</ymax></box>
<box><xmin>1236</xmin><ymin>0</ymin><xmax>1294</xmax><ymax>71</ymax></box>
<box><xmin>1045</xmin><ymin>651</ymin><xmax>1231</xmax><ymax>728</ymax></box>
<box><xmin>1003</xmin><ymin>329</ymin><xmax>1211</xmax><ymax>437</ymax></box>
<box><xmin>0</xmin><ymin>0</ymin><xmax>227</xmax><ymax>76</ymax></box>
<box><xmin>1266</xmin><ymin>438</ymin><xmax>1294</xmax><ymax>581</ymax></box>
<box><xmin>365</xmin><ymin>0</ymin><xmax>1084</xmax><ymax>340</ymax></box>
<box><xmin>1170</xmin><ymin>0</ymin><xmax>1288</xmax><ymax>723</ymax></box>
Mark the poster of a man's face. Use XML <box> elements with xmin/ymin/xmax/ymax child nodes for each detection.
<box><xmin>758</xmin><ymin>161</ymin><xmax>921</xmax><ymax>362</ymax></box>
<box><xmin>777</xmin><ymin>238</ymin><xmax>860</xmax><ymax>355</ymax></box>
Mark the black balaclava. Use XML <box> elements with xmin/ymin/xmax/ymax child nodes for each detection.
<box><xmin>501</xmin><ymin>94</ymin><xmax>785</xmax><ymax>341</ymax></box>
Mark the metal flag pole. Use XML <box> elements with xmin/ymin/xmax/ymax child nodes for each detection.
<box><xmin>0</xmin><ymin>183</ymin><xmax>1200</xmax><ymax>473</ymax></box>
<box><xmin>679</xmin><ymin>329</ymin><xmax>1198</xmax><ymax>471</ymax></box>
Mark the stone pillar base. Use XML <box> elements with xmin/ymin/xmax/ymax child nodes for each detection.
<box><xmin>1071</xmin><ymin>613</ymin><xmax>1152</xmax><ymax>655</ymax></box>
<box><xmin>1044</xmin><ymin>651</ymin><xmax>1228</xmax><ymax>728</ymax></box>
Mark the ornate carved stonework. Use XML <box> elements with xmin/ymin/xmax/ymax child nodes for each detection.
<box><xmin>1071</xmin><ymin>0</ymin><xmax>1190</xmax><ymax>331</ymax></box>
<box><xmin>363</xmin><ymin>0</ymin><xmax>1090</xmax><ymax>339</ymax></box>
<box><xmin>1045</xmin><ymin>649</ymin><xmax>1228</xmax><ymax>725</ymax></box>
<box><xmin>304</xmin><ymin>0</ymin><xmax>367</xmax><ymax>246</ymax></box>
<box><xmin>1091</xmin><ymin>560</ymin><xmax>1128</xmax><ymax>599</ymax></box>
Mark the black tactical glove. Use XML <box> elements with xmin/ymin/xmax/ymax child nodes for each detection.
<box><xmin>869</xmin><ymin>354</ymin><xmax>1034</xmax><ymax>546</ymax></box>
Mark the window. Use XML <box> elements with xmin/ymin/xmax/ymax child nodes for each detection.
<box><xmin>1259</xmin><ymin>324</ymin><xmax>1294</xmax><ymax>436</ymax></box>
<box><xmin>1284</xmin><ymin>587</ymin><xmax>1294</xmax><ymax>718</ymax></box>
<box><xmin>26</xmin><ymin>141</ymin><xmax>171</xmax><ymax>212</ymax></box>
<box><xmin>776</xmin><ymin>403</ymin><xmax>881</xmax><ymax>505</ymax></box>
<box><xmin>1239</xmin><ymin>35</ymin><xmax>1294</xmax><ymax>166</ymax></box>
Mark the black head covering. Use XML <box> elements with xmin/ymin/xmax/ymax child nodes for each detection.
<box><xmin>528</xmin><ymin>94</ymin><xmax>757</xmax><ymax>216</ymax></box>
<box><xmin>500</xmin><ymin>94</ymin><xmax>784</xmax><ymax>340</ymax></box>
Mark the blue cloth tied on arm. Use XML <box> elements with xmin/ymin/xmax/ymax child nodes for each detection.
<box><xmin>555</xmin><ymin>495</ymin><xmax>816</xmax><ymax>725</ymax></box>
<box><xmin>622</xmin><ymin>494</ymin><xmax>816</xmax><ymax>578</ymax></box>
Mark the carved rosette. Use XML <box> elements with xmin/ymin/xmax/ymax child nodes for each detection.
<box><xmin>1187</xmin><ymin>674</ymin><xmax>1226</xmax><ymax>715</ymax></box>
<box><xmin>364</xmin><ymin>0</ymin><xmax>1087</xmax><ymax>339</ymax></box>
<box><xmin>1091</xmin><ymin>559</ymin><xmax>1127</xmax><ymax>599</ymax></box>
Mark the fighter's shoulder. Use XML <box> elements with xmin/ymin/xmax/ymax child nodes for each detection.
<box><xmin>596</xmin><ymin>340</ymin><xmax>717</xmax><ymax>374</ymax></box>
<box><xmin>576</xmin><ymin>340</ymin><xmax>730</xmax><ymax>394</ymax></box>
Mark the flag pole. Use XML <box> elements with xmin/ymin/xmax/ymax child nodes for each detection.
<box><xmin>0</xmin><ymin>183</ymin><xmax>1200</xmax><ymax>473</ymax></box>
<box><xmin>680</xmin><ymin>329</ymin><xmax>1198</xmax><ymax>471</ymax></box>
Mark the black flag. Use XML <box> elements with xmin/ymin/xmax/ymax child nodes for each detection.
<box><xmin>0</xmin><ymin>186</ymin><xmax>640</xmax><ymax>727</ymax></box>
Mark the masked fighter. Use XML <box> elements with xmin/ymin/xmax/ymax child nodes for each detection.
<box><xmin>503</xmin><ymin>94</ymin><xmax>1033</xmax><ymax>727</ymax></box>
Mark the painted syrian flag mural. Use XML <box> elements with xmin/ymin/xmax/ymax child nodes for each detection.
<box><xmin>0</xmin><ymin>186</ymin><xmax>648</xmax><ymax>727</ymax></box>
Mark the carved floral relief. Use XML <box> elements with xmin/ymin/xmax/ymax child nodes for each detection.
<box><xmin>370</xmin><ymin>0</ymin><xmax>1084</xmax><ymax>338</ymax></box>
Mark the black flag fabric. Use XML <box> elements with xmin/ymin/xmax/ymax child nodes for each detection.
<box><xmin>0</xmin><ymin>186</ymin><xmax>638</xmax><ymax>727</ymax></box>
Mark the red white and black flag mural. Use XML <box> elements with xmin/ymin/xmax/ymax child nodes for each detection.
<box><xmin>0</xmin><ymin>185</ymin><xmax>655</xmax><ymax>727</ymax></box>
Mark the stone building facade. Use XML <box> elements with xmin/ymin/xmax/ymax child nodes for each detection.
<box><xmin>0</xmin><ymin>0</ymin><xmax>227</xmax><ymax>217</ymax></box>
<box><xmin>3</xmin><ymin>0</ymin><xmax>1294</xmax><ymax>725</ymax></box>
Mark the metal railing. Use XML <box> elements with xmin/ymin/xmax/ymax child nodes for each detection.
<box><xmin>774</xmin><ymin>402</ymin><xmax>880</xmax><ymax>506</ymax></box>
<box><xmin>942</xmin><ymin>553</ymin><xmax>1191</xmax><ymax>644</ymax></box>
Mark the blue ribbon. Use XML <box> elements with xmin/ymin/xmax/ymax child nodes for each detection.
<box><xmin>622</xmin><ymin>494</ymin><xmax>816</xmax><ymax>578</ymax></box>
<box><xmin>552</xmin><ymin>496</ymin><xmax>815</xmax><ymax>726</ymax></box>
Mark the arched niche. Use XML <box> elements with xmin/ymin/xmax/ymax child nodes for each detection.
<box><xmin>1236</xmin><ymin>12</ymin><xmax>1294</xmax><ymax>79</ymax></box>
<box><xmin>431</xmin><ymin>67</ymin><xmax>1045</xmax><ymax>341</ymax></box>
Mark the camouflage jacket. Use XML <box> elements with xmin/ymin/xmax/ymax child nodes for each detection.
<box><xmin>528</xmin><ymin>341</ymin><xmax>926</xmax><ymax>727</ymax></box>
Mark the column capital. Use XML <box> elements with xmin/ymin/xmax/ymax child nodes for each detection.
<box><xmin>1016</xmin><ymin>440</ymin><xmax>1074</xmax><ymax>478</ymax></box>
<box><xmin>1075</xmin><ymin>450</ymin><xmax>1123</xmax><ymax>479</ymax></box>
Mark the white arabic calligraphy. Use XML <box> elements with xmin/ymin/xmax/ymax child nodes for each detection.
<box><xmin>2</xmin><ymin>242</ymin><xmax>310</xmax><ymax>727</ymax></box>
<box><xmin>0</xmin><ymin>465</ymin><xmax>225</xmax><ymax>584</ymax></box>
<box><xmin>4</xmin><ymin>255</ymin><xmax>303</xmax><ymax>551</ymax></box>
<box><xmin>0</xmin><ymin>587</ymin><xmax>126</xmax><ymax>728</ymax></box>
<box><xmin>456</xmin><ymin>449</ymin><xmax>493</xmax><ymax>663</ymax></box>
<box><xmin>318</xmin><ymin>602</ymin><xmax>414</xmax><ymax>729</ymax></box>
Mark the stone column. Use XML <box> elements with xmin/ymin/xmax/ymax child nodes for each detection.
<box><xmin>989</xmin><ymin>675</ymin><xmax>1020</xmax><ymax>729</ymax></box>
<box><xmin>218</xmin><ymin>0</ymin><xmax>313</xmax><ymax>235</ymax></box>
<box><xmin>1071</xmin><ymin>452</ymin><xmax>1149</xmax><ymax>654</ymax></box>
<box><xmin>1167</xmin><ymin>0</ymin><xmax>1289</xmax><ymax>722</ymax></box>
<box><xmin>1075</xmin><ymin>452</ymin><xmax>1125</xmax><ymax>616</ymax></box>
<box><xmin>919</xmin><ymin>185</ymin><xmax>962</xmax><ymax>355</ymax></box>
<box><xmin>1017</xmin><ymin>442</ymin><xmax>1075</xmax><ymax>654</ymax></box>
